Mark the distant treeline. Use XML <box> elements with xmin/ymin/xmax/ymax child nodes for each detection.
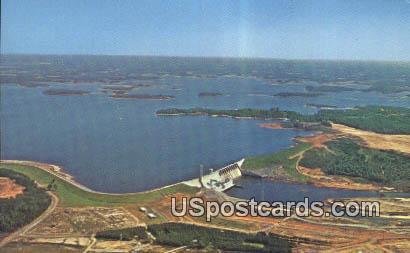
<box><xmin>157</xmin><ymin>106</ymin><xmax>410</xmax><ymax>134</ymax></box>
<box><xmin>42</xmin><ymin>88</ymin><xmax>90</xmax><ymax>96</ymax></box>
<box><xmin>274</xmin><ymin>92</ymin><xmax>323</xmax><ymax>97</ymax></box>
<box><xmin>305</xmin><ymin>103</ymin><xmax>338</xmax><ymax>109</ymax></box>
<box><xmin>305</xmin><ymin>85</ymin><xmax>356</xmax><ymax>92</ymax></box>
<box><xmin>314</xmin><ymin>106</ymin><xmax>410</xmax><ymax>134</ymax></box>
<box><xmin>300</xmin><ymin>138</ymin><xmax>410</xmax><ymax>191</ymax></box>
<box><xmin>2</xmin><ymin>55</ymin><xmax>410</xmax><ymax>94</ymax></box>
<box><xmin>96</xmin><ymin>223</ymin><xmax>292</xmax><ymax>252</ymax></box>
<box><xmin>157</xmin><ymin>107</ymin><xmax>291</xmax><ymax>119</ymax></box>
<box><xmin>0</xmin><ymin>169</ymin><xmax>51</xmax><ymax>233</ymax></box>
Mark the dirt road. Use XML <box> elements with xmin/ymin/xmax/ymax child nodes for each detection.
<box><xmin>0</xmin><ymin>191</ymin><xmax>59</xmax><ymax>248</ymax></box>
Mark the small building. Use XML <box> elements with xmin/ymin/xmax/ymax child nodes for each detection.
<box><xmin>147</xmin><ymin>213</ymin><xmax>157</xmax><ymax>219</ymax></box>
<box><xmin>139</xmin><ymin>207</ymin><xmax>147</xmax><ymax>212</ymax></box>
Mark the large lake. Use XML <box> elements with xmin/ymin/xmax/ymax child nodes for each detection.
<box><xmin>1</xmin><ymin>77</ymin><xmax>409</xmax><ymax>196</ymax></box>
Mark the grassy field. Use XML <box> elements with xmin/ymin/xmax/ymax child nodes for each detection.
<box><xmin>243</xmin><ymin>143</ymin><xmax>311</xmax><ymax>182</ymax></box>
<box><xmin>0</xmin><ymin>163</ymin><xmax>197</xmax><ymax>207</ymax></box>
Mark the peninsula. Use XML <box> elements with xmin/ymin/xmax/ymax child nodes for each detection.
<box><xmin>156</xmin><ymin>106</ymin><xmax>410</xmax><ymax>134</ymax></box>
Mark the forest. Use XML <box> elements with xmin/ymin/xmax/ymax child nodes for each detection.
<box><xmin>0</xmin><ymin>168</ymin><xmax>51</xmax><ymax>233</ymax></box>
<box><xmin>300</xmin><ymin>138</ymin><xmax>410</xmax><ymax>191</ymax></box>
<box><xmin>305</xmin><ymin>85</ymin><xmax>356</xmax><ymax>92</ymax></box>
<box><xmin>96</xmin><ymin>223</ymin><xmax>292</xmax><ymax>252</ymax></box>
<box><xmin>283</xmin><ymin>106</ymin><xmax>410</xmax><ymax>134</ymax></box>
<box><xmin>314</xmin><ymin>106</ymin><xmax>410</xmax><ymax>134</ymax></box>
<box><xmin>156</xmin><ymin>107</ymin><xmax>289</xmax><ymax>119</ymax></box>
<box><xmin>96</xmin><ymin>226</ymin><xmax>148</xmax><ymax>241</ymax></box>
<box><xmin>157</xmin><ymin>106</ymin><xmax>410</xmax><ymax>134</ymax></box>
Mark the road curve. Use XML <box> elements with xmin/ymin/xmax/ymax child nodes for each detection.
<box><xmin>0</xmin><ymin>191</ymin><xmax>59</xmax><ymax>248</ymax></box>
<box><xmin>1</xmin><ymin>160</ymin><xmax>188</xmax><ymax>196</ymax></box>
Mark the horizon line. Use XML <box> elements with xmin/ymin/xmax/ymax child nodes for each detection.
<box><xmin>1</xmin><ymin>52</ymin><xmax>409</xmax><ymax>64</ymax></box>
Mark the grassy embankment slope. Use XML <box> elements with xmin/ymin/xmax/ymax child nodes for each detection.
<box><xmin>0</xmin><ymin>166</ymin><xmax>293</xmax><ymax>252</ymax></box>
<box><xmin>242</xmin><ymin>143</ymin><xmax>311</xmax><ymax>183</ymax></box>
<box><xmin>0</xmin><ymin>164</ymin><xmax>196</xmax><ymax>207</ymax></box>
<box><xmin>2</xmin><ymin>106</ymin><xmax>409</xmax><ymax>204</ymax></box>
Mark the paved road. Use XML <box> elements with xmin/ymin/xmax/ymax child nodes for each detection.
<box><xmin>0</xmin><ymin>191</ymin><xmax>59</xmax><ymax>248</ymax></box>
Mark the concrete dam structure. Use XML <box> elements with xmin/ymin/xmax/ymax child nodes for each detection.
<box><xmin>183</xmin><ymin>159</ymin><xmax>244</xmax><ymax>192</ymax></box>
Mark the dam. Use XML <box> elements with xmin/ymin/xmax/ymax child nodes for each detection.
<box><xmin>183</xmin><ymin>159</ymin><xmax>244</xmax><ymax>192</ymax></box>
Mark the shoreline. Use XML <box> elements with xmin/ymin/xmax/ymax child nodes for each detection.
<box><xmin>258</xmin><ymin>122</ymin><xmax>286</xmax><ymax>129</ymax></box>
<box><xmin>1</xmin><ymin>157</ymin><xmax>392</xmax><ymax>198</ymax></box>
<box><xmin>2</xmin><ymin>123</ymin><xmax>408</xmax><ymax>197</ymax></box>
<box><xmin>0</xmin><ymin>160</ymin><xmax>189</xmax><ymax>196</ymax></box>
<box><xmin>156</xmin><ymin>112</ymin><xmax>288</xmax><ymax>121</ymax></box>
<box><xmin>240</xmin><ymin>168</ymin><xmax>384</xmax><ymax>192</ymax></box>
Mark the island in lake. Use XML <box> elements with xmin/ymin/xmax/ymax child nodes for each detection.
<box><xmin>42</xmin><ymin>88</ymin><xmax>90</xmax><ymax>96</ymax></box>
<box><xmin>274</xmin><ymin>92</ymin><xmax>323</xmax><ymax>97</ymax></box>
<box><xmin>305</xmin><ymin>103</ymin><xmax>338</xmax><ymax>109</ymax></box>
<box><xmin>2</xmin><ymin>55</ymin><xmax>410</xmax><ymax>253</ymax></box>
<box><xmin>305</xmin><ymin>85</ymin><xmax>356</xmax><ymax>92</ymax></box>
<box><xmin>110</xmin><ymin>93</ymin><xmax>175</xmax><ymax>100</ymax></box>
<box><xmin>156</xmin><ymin>106</ymin><xmax>410</xmax><ymax>134</ymax></box>
<box><xmin>18</xmin><ymin>82</ymin><xmax>50</xmax><ymax>88</ymax></box>
<box><xmin>198</xmin><ymin>92</ymin><xmax>223</xmax><ymax>97</ymax></box>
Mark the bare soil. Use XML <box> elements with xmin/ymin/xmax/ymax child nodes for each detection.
<box><xmin>332</xmin><ymin>123</ymin><xmax>410</xmax><ymax>155</ymax></box>
<box><xmin>297</xmin><ymin>133</ymin><xmax>337</xmax><ymax>148</ymax></box>
<box><xmin>259</xmin><ymin>122</ymin><xmax>286</xmax><ymax>129</ymax></box>
<box><xmin>299</xmin><ymin>166</ymin><xmax>380</xmax><ymax>191</ymax></box>
<box><xmin>0</xmin><ymin>177</ymin><xmax>25</xmax><ymax>199</ymax></box>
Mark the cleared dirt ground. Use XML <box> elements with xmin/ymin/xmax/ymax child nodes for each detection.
<box><xmin>259</xmin><ymin>122</ymin><xmax>285</xmax><ymax>129</ymax></box>
<box><xmin>297</xmin><ymin>133</ymin><xmax>337</xmax><ymax>148</ymax></box>
<box><xmin>298</xmin><ymin>165</ymin><xmax>380</xmax><ymax>191</ymax></box>
<box><xmin>295</xmin><ymin>127</ymin><xmax>409</xmax><ymax>191</ymax></box>
<box><xmin>6</xmin><ymin>190</ymin><xmax>410</xmax><ymax>252</ymax></box>
<box><xmin>0</xmin><ymin>177</ymin><xmax>25</xmax><ymax>199</ymax></box>
<box><xmin>332</xmin><ymin>123</ymin><xmax>410</xmax><ymax>155</ymax></box>
<box><xmin>27</xmin><ymin>207</ymin><xmax>140</xmax><ymax>236</ymax></box>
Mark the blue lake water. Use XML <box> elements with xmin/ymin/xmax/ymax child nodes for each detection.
<box><xmin>1</xmin><ymin>77</ymin><xmax>409</xmax><ymax>196</ymax></box>
<box><xmin>226</xmin><ymin>177</ymin><xmax>379</xmax><ymax>202</ymax></box>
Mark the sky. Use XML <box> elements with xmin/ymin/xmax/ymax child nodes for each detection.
<box><xmin>1</xmin><ymin>0</ymin><xmax>410</xmax><ymax>61</ymax></box>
